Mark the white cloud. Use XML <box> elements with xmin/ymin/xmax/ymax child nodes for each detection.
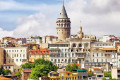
<box><xmin>0</xmin><ymin>28</ymin><xmax>13</xmax><ymax>39</ymax></box>
<box><xmin>0</xmin><ymin>0</ymin><xmax>47</xmax><ymax>11</ymax></box>
<box><xmin>13</xmin><ymin>13</ymin><xmax>56</xmax><ymax>38</ymax></box>
<box><xmin>0</xmin><ymin>0</ymin><xmax>120</xmax><ymax>39</ymax></box>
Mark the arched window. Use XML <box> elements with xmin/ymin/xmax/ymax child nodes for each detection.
<box><xmin>85</xmin><ymin>43</ymin><xmax>88</xmax><ymax>47</ymax></box>
<box><xmin>79</xmin><ymin>44</ymin><xmax>82</xmax><ymax>47</ymax></box>
<box><xmin>72</xmin><ymin>43</ymin><xmax>76</xmax><ymax>47</ymax></box>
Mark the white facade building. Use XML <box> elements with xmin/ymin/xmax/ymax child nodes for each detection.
<box><xmin>5</xmin><ymin>47</ymin><xmax>28</xmax><ymax>72</ymax></box>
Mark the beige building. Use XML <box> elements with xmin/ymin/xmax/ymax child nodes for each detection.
<box><xmin>1</xmin><ymin>64</ymin><xmax>14</xmax><ymax>73</ymax></box>
<box><xmin>90</xmin><ymin>42</ymin><xmax>117</xmax><ymax>67</ymax></box>
<box><xmin>0</xmin><ymin>48</ymin><xmax>5</xmax><ymax>65</ymax></box>
<box><xmin>70</xmin><ymin>37</ymin><xmax>91</xmax><ymax>65</ymax></box>
<box><xmin>4</xmin><ymin>47</ymin><xmax>29</xmax><ymax>72</ymax></box>
<box><xmin>56</xmin><ymin>1</ymin><xmax>71</xmax><ymax>41</ymax></box>
<box><xmin>42</xmin><ymin>36</ymin><xmax>57</xmax><ymax>43</ymax></box>
<box><xmin>112</xmin><ymin>67</ymin><xmax>120</xmax><ymax>79</ymax></box>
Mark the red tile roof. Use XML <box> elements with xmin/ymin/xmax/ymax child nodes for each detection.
<box><xmin>71</xmin><ymin>63</ymin><xmax>81</xmax><ymax>66</ymax></box>
<box><xmin>0</xmin><ymin>76</ymin><xmax>12</xmax><ymax>80</ymax></box>
<box><xmin>22</xmin><ymin>70</ymin><xmax>32</xmax><ymax>73</ymax></box>
<box><xmin>93</xmin><ymin>68</ymin><xmax>101</xmax><ymax>70</ymax></box>
<box><xmin>58</xmin><ymin>71</ymin><xmax>71</xmax><ymax>73</ymax></box>
<box><xmin>29</xmin><ymin>49</ymin><xmax>49</xmax><ymax>55</ymax></box>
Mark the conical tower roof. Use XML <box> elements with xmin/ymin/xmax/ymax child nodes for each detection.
<box><xmin>59</xmin><ymin>0</ymin><xmax>68</xmax><ymax>18</ymax></box>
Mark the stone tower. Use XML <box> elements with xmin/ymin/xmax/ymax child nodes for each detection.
<box><xmin>77</xmin><ymin>26</ymin><xmax>84</xmax><ymax>38</ymax></box>
<box><xmin>56</xmin><ymin>0</ymin><xmax>71</xmax><ymax>41</ymax></box>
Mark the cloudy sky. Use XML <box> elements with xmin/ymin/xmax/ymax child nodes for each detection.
<box><xmin>0</xmin><ymin>0</ymin><xmax>120</xmax><ymax>39</ymax></box>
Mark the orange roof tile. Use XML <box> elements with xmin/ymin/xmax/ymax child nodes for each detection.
<box><xmin>0</xmin><ymin>76</ymin><xmax>12</xmax><ymax>80</ymax></box>
<box><xmin>30</xmin><ymin>49</ymin><xmax>49</xmax><ymax>55</ymax></box>
<box><xmin>101</xmin><ymin>48</ymin><xmax>116</xmax><ymax>51</ymax></box>
<box><xmin>91</xmin><ymin>39</ymin><xmax>96</xmax><ymax>41</ymax></box>
<box><xmin>117</xmin><ymin>67</ymin><xmax>120</xmax><ymax>69</ymax></box>
<box><xmin>23</xmin><ymin>70</ymin><xmax>32</xmax><ymax>73</ymax></box>
<box><xmin>71</xmin><ymin>63</ymin><xmax>81</xmax><ymax>66</ymax></box>
<box><xmin>93</xmin><ymin>68</ymin><xmax>101</xmax><ymax>70</ymax></box>
<box><xmin>58</xmin><ymin>71</ymin><xmax>71</xmax><ymax>73</ymax></box>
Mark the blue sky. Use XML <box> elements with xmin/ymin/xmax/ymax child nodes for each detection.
<box><xmin>0</xmin><ymin>0</ymin><xmax>64</xmax><ymax>30</ymax></box>
<box><xmin>0</xmin><ymin>0</ymin><xmax>120</xmax><ymax>38</ymax></box>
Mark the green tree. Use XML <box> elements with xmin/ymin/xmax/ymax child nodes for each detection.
<box><xmin>34</xmin><ymin>59</ymin><xmax>46</xmax><ymax>66</ymax></box>
<box><xmin>88</xmin><ymin>71</ymin><xmax>92</xmax><ymax>77</ymax></box>
<box><xmin>72</xmin><ymin>63</ymin><xmax>79</xmax><ymax>69</ymax></box>
<box><xmin>111</xmin><ymin>78</ymin><xmax>117</xmax><ymax>80</ymax></box>
<box><xmin>102</xmin><ymin>77</ymin><xmax>106</xmax><ymax>80</ymax></box>
<box><xmin>29</xmin><ymin>65</ymin><xmax>50</xmax><ymax>79</ymax></box>
<box><xmin>104</xmin><ymin>71</ymin><xmax>111</xmax><ymax>77</ymax></box>
<box><xmin>21</xmin><ymin>59</ymin><xmax>57</xmax><ymax>79</ymax></box>
<box><xmin>21</xmin><ymin>63</ymin><xmax>34</xmax><ymax>69</ymax></box>
<box><xmin>16</xmin><ymin>70</ymin><xmax>21</xmax><ymax>79</ymax></box>
<box><xmin>65</xmin><ymin>63</ymin><xmax>79</xmax><ymax>72</ymax></box>
<box><xmin>3</xmin><ymin>69</ymin><xmax>11</xmax><ymax>75</ymax></box>
<box><xmin>65</xmin><ymin>64</ymin><xmax>73</xmax><ymax>71</ymax></box>
<box><xmin>52</xmin><ymin>65</ymin><xmax>58</xmax><ymax>71</ymax></box>
<box><xmin>0</xmin><ymin>67</ymin><xmax>4</xmax><ymax>75</ymax></box>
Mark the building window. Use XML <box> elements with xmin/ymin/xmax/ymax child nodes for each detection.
<box><xmin>93</xmin><ymin>53</ymin><xmax>94</xmax><ymax>57</ymax></box>
<box><xmin>85</xmin><ymin>43</ymin><xmax>88</xmax><ymax>47</ymax></box>
<box><xmin>97</xmin><ymin>59</ymin><xmax>98</xmax><ymax>62</ymax></box>
<box><xmin>101</xmin><ymin>53</ymin><xmax>103</xmax><ymax>56</ymax></box>
<box><xmin>72</xmin><ymin>44</ymin><xmax>76</xmax><ymax>47</ymax></box>
<box><xmin>102</xmin><ymin>59</ymin><xmax>103</xmax><ymax>62</ymax></box>
<box><xmin>65</xmin><ymin>59</ymin><xmax>67</xmax><ymax>62</ymax></box>
<box><xmin>9</xmin><ymin>59</ymin><xmax>10</xmax><ymax>63</ymax></box>
<box><xmin>58</xmin><ymin>59</ymin><xmax>60</xmax><ymax>63</ymax></box>
<box><xmin>20</xmin><ymin>54</ymin><xmax>21</xmax><ymax>57</ymax></box>
<box><xmin>9</xmin><ymin>66</ymin><xmax>10</xmax><ymax>69</ymax></box>
<box><xmin>65</xmin><ymin>53</ymin><xmax>67</xmax><ymax>57</ymax></box>
<box><xmin>97</xmin><ymin>53</ymin><xmax>98</xmax><ymax>56</ymax></box>
<box><xmin>79</xmin><ymin>44</ymin><xmax>82</xmax><ymax>47</ymax></box>
<box><xmin>23</xmin><ymin>54</ymin><xmax>25</xmax><ymax>57</ymax></box>
<box><xmin>72</xmin><ymin>53</ymin><xmax>74</xmax><ymax>57</ymax></box>
<box><xmin>12</xmin><ymin>59</ymin><xmax>14</xmax><ymax>62</ymax></box>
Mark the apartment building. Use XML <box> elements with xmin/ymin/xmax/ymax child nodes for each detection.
<box><xmin>26</xmin><ymin>36</ymin><xmax>42</xmax><ymax>45</ymax></box>
<box><xmin>49</xmin><ymin>43</ymin><xmax>71</xmax><ymax>68</ymax></box>
<box><xmin>70</xmin><ymin>37</ymin><xmax>91</xmax><ymax>64</ymax></box>
<box><xmin>4</xmin><ymin>47</ymin><xmax>29</xmax><ymax>72</ymax></box>
<box><xmin>29</xmin><ymin>48</ymin><xmax>49</xmax><ymax>62</ymax></box>
<box><xmin>90</xmin><ymin>42</ymin><xmax>117</xmax><ymax>67</ymax></box>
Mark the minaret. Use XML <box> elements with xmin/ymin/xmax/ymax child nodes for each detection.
<box><xmin>56</xmin><ymin>0</ymin><xmax>71</xmax><ymax>41</ymax></box>
<box><xmin>77</xmin><ymin>21</ymin><xmax>84</xmax><ymax>38</ymax></box>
